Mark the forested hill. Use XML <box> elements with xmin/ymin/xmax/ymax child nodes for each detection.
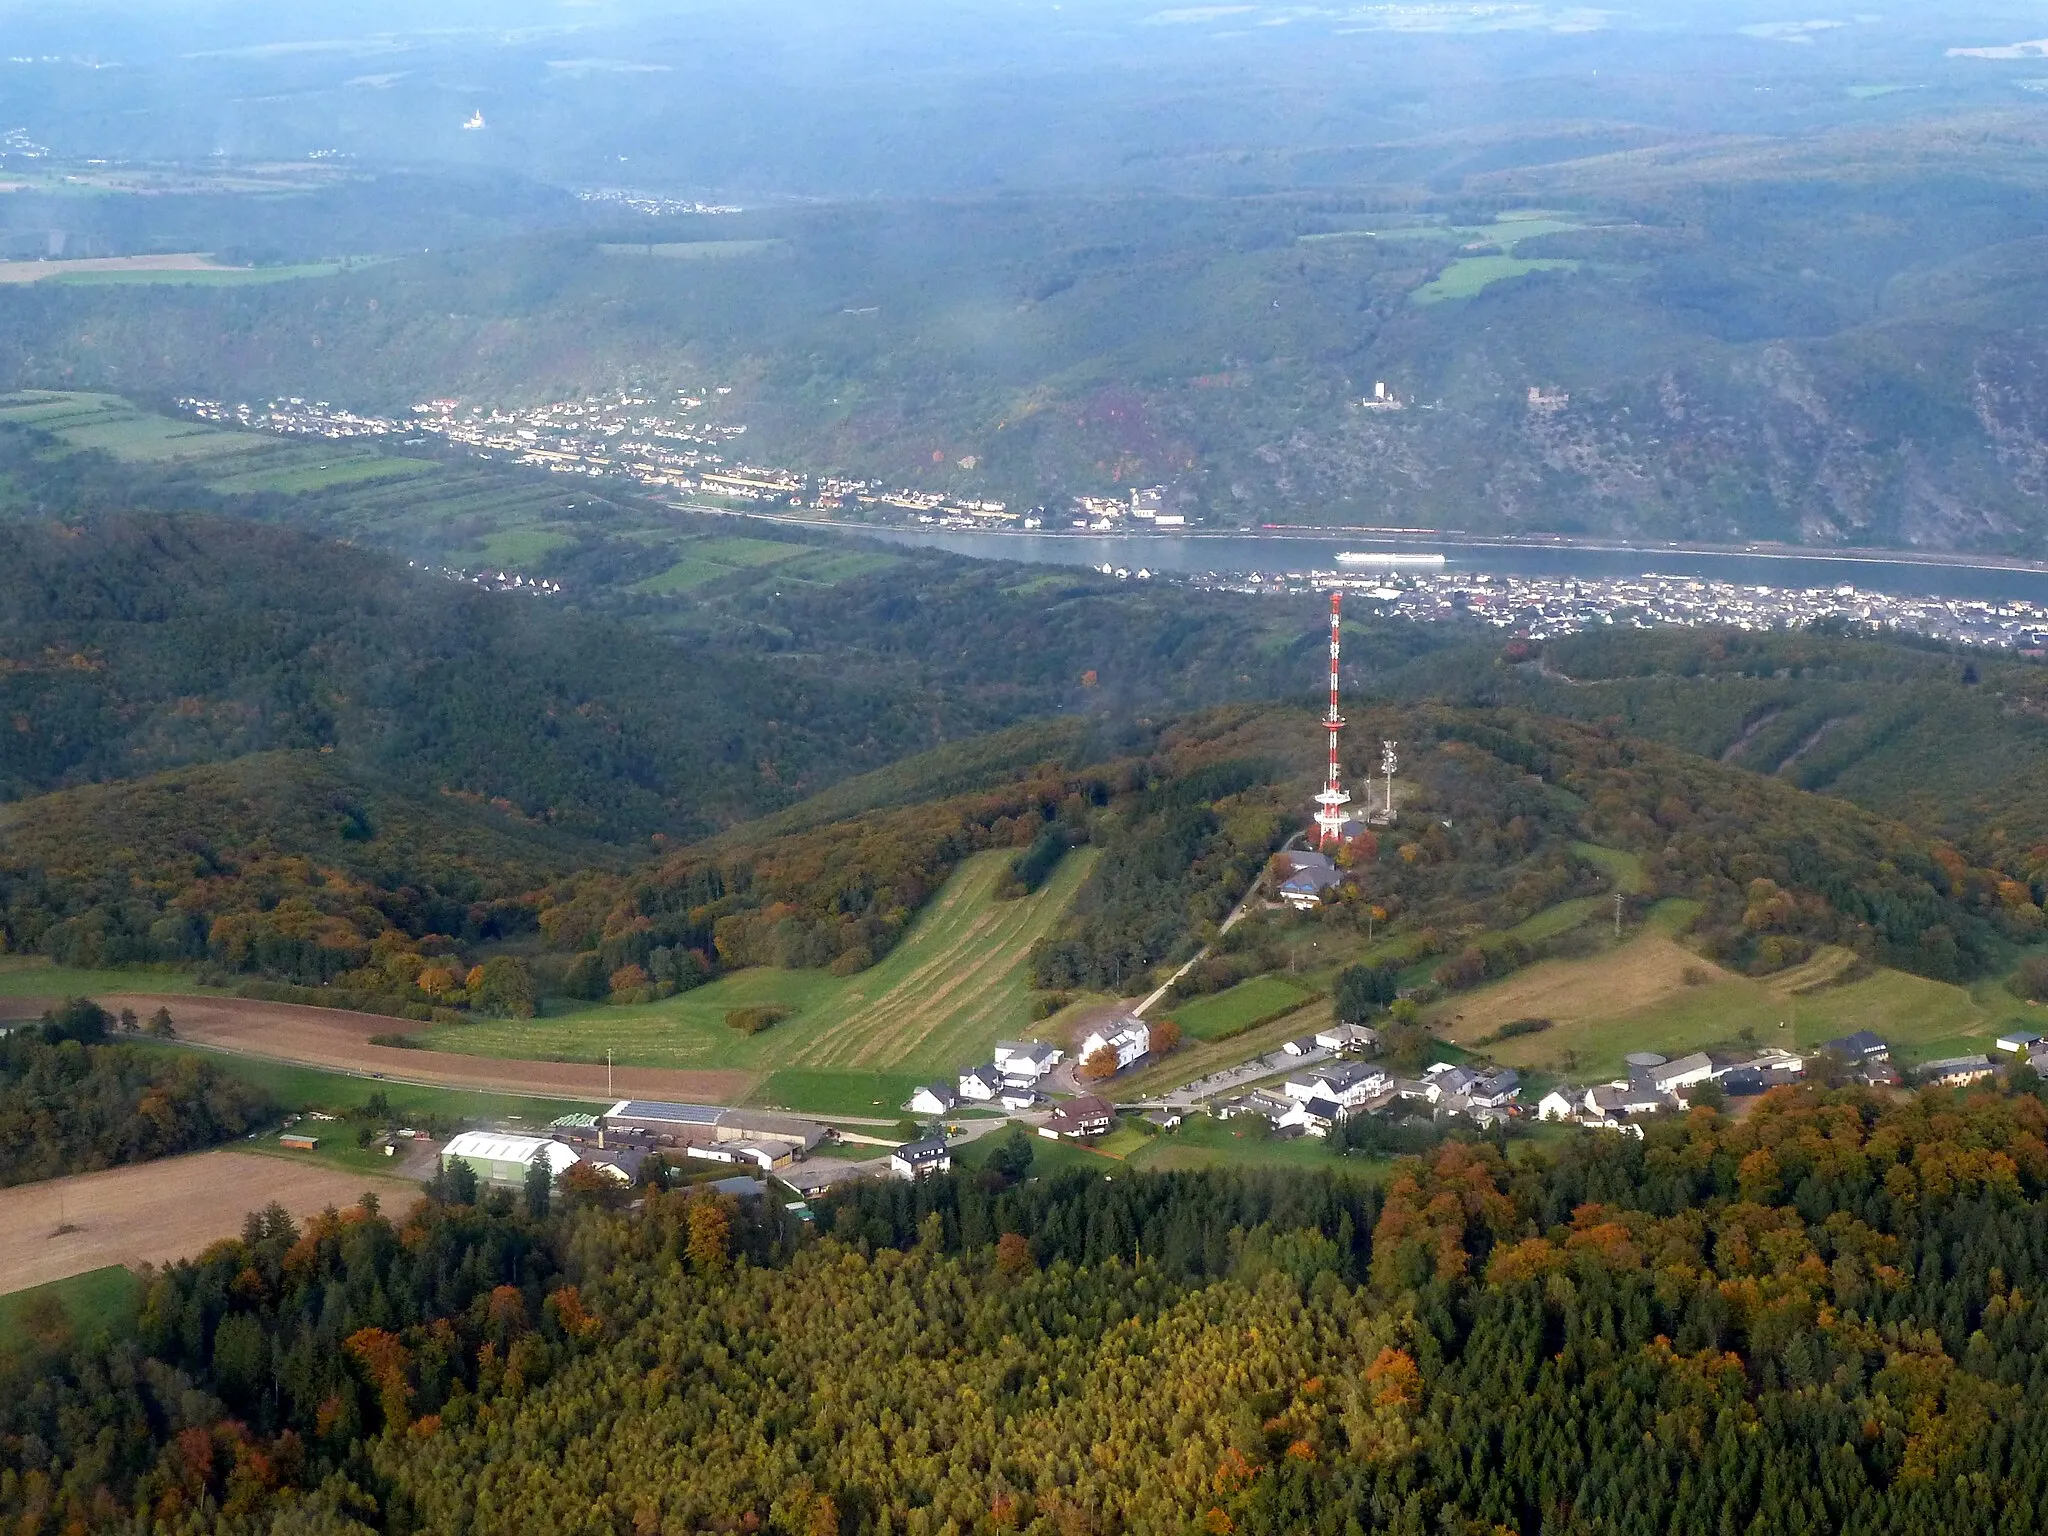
<box><xmin>1377</xmin><ymin>624</ymin><xmax>2048</xmax><ymax>867</ymax></box>
<box><xmin>0</xmin><ymin>512</ymin><xmax>941</xmax><ymax>841</ymax></box>
<box><xmin>14</xmin><ymin>1084</ymin><xmax>2048</xmax><ymax>1534</ymax></box>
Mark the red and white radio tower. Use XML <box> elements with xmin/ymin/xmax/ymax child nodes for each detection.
<box><xmin>1311</xmin><ymin>591</ymin><xmax>1352</xmax><ymax>849</ymax></box>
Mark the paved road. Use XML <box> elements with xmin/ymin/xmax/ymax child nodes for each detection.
<box><xmin>1133</xmin><ymin>833</ymin><xmax>1300</xmax><ymax>1017</ymax></box>
<box><xmin>1140</xmin><ymin>1043</ymin><xmax>1331</xmax><ymax>1111</ymax></box>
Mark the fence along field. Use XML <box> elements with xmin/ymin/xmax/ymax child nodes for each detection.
<box><xmin>419</xmin><ymin>848</ymin><xmax>1098</xmax><ymax>1091</ymax></box>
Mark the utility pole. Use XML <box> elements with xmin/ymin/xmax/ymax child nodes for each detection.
<box><xmin>606</xmin><ymin>1048</ymin><xmax>614</xmax><ymax>1098</ymax></box>
<box><xmin>1613</xmin><ymin>890</ymin><xmax>1623</xmax><ymax>939</ymax></box>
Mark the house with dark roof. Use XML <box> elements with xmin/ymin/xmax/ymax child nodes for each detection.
<box><xmin>890</xmin><ymin>1138</ymin><xmax>952</xmax><ymax>1180</ymax></box>
<box><xmin>907</xmin><ymin>1083</ymin><xmax>959</xmax><ymax>1117</ymax></box>
<box><xmin>1920</xmin><ymin>1055</ymin><xmax>1996</xmax><ymax>1087</ymax></box>
<box><xmin>1825</xmin><ymin>1030</ymin><xmax>1890</xmax><ymax>1064</ymax></box>
<box><xmin>1273</xmin><ymin>851</ymin><xmax>1344</xmax><ymax>909</ymax></box>
<box><xmin>1285</xmin><ymin>1060</ymin><xmax>1389</xmax><ymax>1108</ymax></box>
<box><xmin>958</xmin><ymin>1064</ymin><xmax>1005</xmax><ymax>1102</ymax></box>
<box><xmin>1280</xmin><ymin>1095</ymin><xmax>1348</xmax><ymax>1137</ymax></box>
<box><xmin>1039</xmin><ymin>1094</ymin><xmax>1116</xmax><ymax>1140</ymax></box>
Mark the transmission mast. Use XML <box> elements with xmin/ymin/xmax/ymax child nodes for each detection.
<box><xmin>1312</xmin><ymin>592</ymin><xmax>1352</xmax><ymax>850</ymax></box>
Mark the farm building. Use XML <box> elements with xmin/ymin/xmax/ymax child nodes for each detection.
<box><xmin>441</xmin><ymin>1132</ymin><xmax>580</xmax><ymax>1187</ymax></box>
<box><xmin>602</xmin><ymin>1100</ymin><xmax>826</xmax><ymax>1158</ymax></box>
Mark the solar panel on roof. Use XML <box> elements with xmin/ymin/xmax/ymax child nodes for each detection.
<box><xmin>609</xmin><ymin>1100</ymin><xmax>724</xmax><ymax>1125</ymax></box>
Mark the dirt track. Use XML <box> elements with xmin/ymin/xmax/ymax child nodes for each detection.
<box><xmin>0</xmin><ymin>1150</ymin><xmax>415</xmax><ymax>1295</ymax></box>
<box><xmin>45</xmin><ymin>993</ymin><xmax>758</xmax><ymax>1106</ymax></box>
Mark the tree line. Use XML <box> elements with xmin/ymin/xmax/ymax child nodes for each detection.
<box><xmin>13</xmin><ymin>1081</ymin><xmax>2048</xmax><ymax>1533</ymax></box>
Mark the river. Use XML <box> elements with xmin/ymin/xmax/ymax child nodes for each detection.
<box><xmin>847</xmin><ymin>527</ymin><xmax>2048</xmax><ymax>604</ymax></box>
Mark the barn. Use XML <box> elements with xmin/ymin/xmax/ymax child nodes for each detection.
<box><xmin>440</xmin><ymin>1131</ymin><xmax>580</xmax><ymax>1187</ymax></box>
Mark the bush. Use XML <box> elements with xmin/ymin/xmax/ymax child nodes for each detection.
<box><xmin>1030</xmin><ymin>991</ymin><xmax>1072</xmax><ymax>1020</ymax></box>
<box><xmin>1489</xmin><ymin>1017</ymin><xmax>1552</xmax><ymax>1042</ymax></box>
<box><xmin>726</xmin><ymin>1006</ymin><xmax>791</xmax><ymax>1036</ymax></box>
<box><xmin>828</xmin><ymin>947</ymin><xmax>873</xmax><ymax>977</ymax></box>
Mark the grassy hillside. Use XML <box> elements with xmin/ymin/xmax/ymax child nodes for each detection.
<box><xmin>418</xmin><ymin>848</ymin><xmax>1097</xmax><ymax>1110</ymax></box>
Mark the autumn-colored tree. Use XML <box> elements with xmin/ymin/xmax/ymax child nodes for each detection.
<box><xmin>996</xmin><ymin>1232</ymin><xmax>1035</xmax><ymax>1275</ymax></box>
<box><xmin>686</xmin><ymin>1198</ymin><xmax>731</xmax><ymax>1273</ymax></box>
<box><xmin>415</xmin><ymin>966</ymin><xmax>461</xmax><ymax>998</ymax></box>
<box><xmin>1149</xmin><ymin>1019</ymin><xmax>1182</xmax><ymax>1055</ymax></box>
<box><xmin>343</xmin><ymin>1327</ymin><xmax>412</xmax><ymax>1430</ymax></box>
<box><xmin>1079</xmin><ymin>1046</ymin><xmax>1120</xmax><ymax>1082</ymax></box>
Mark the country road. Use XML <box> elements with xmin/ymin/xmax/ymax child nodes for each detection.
<box><xmin>2</xmin><ymin>992</ymin><xmax>756</xmax><ymax>1105</ymax></box>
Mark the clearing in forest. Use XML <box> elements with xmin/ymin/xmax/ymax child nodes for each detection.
<box><xmin>421</xmin><ymin>848</ymin><xmax>1097</xmax><ymax>1084</ymax></box>
<box><xmin>1433</xmin><ymin>931</ymin><xmax>1737</xmax><ymax>1063</ymax></box>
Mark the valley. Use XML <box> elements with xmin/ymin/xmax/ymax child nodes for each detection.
<box><xmin>12</xmin><ymin>7</ymin><xmax>2048</xmax><ymax>1533</ymax></box>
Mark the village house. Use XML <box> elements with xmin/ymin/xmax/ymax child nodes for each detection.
<box><xmin>907</xmin><ymin>1083</ymin><xmax>959</xmax><ymax>1117</ymax></box>
<box><xmin>1424</xmin><ymin>1063</ymin><xmax>1520</xmax><ymax>1109</ymax></box>
<box><xmin>1040</xmin><ymin>1094</ymin><xmax>1116</xmax><ymax>1140</ymax></box>
<box><xmin>1284</xmin><ymin>1060</ymin><xmax>1389</xmax><ymax>1110</ymax></box>
<box><xmin>1079</xmin><ymin>1017</ymin><xmax>1151</xmax><ymax>1073</ymax></box>
<box><xmin>1272</xmin><ymin>850</ymin><xmax>1344</xmax><ymax>909</ymax></box>
<box><xmin>1211</xmin><ymin>1088</ymin><xmax>1294</xmax><ymax>1122</ymax></box>
<box><xmin>1280</xmin><ymin>1096</ymin><xmax>1348</xmax><ymax>1137</ymax></box>
<box><xmin>994</xmin><ymin>1040</ymin><xmax>1063</xmax><ymax>1080</ymax></box>
<box><xmin>1315</xmin><ymin>1022</ymin><xmax>1382</xmax><ymax>1054</ymax></box>
<box><xmin>958</xmin><ymin>1065</ymin><xmax>1005</xmax><ymax>1102</ymax></box>
<box><xmin>1825</xmin><ymin>1030</ymin><xmax>1890</xmax><ymax>1066</ymax></box>
<box><xmin>1920</xmin><ymin>1054</ymin><xmax>1997</xmax><ymax>1086</ymax></box>
<box><xmin>890</xmin><ymin>1138</ymin><xmax>952</xmax><ymax>1180</ymax></box>
<box><xmin>1996</xmin><ymin>1029</ymin><xmax>2043</xmax><ymax>1056</ymax></box>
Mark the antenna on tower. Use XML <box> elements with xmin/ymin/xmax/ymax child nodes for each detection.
<box><xmin>1311</xmin><ymin>592</ymin><xmax>1352</xmax><ymax>850</ymax></box>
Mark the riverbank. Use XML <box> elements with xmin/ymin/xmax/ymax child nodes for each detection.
<box><xmin>678</xmin><ymin>503</ymin><xmax>2048</xmax><ymax>604</ymax></box>
<box><xmin>681</xmin><ymin>503</ymin><xmax>2048</xmax><ymax>579</ymax></box>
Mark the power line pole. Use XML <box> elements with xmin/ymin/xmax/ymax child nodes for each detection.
<box><xmin>1613</xmin><ymin>890</ymin><xmax>1623</xmax><ymax>939</ymax></box>
<box><xmin>606</xmin><ymin>1048</ymin><xmax>614</xmax><ymax>1099</ymax></box>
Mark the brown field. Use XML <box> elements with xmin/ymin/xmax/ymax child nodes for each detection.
<box><xmin>1434</xmin><ymin>935</ymin><xmax>1734</xmax><ymax>1051</ymax></box>
<box><xmin>0</xmin><ymin>1150</ymin><xmax>414</xmax><ymax>1295</ymax></box>
<box><xmin>0</xmin><ymin>253</ymin><xmax>232</xmax><ymax>283</ymax></box>
<box><xmin>94</xmin><ymin>993</ymin><xmax>759</xmax><ymax>1104</ymax></box>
